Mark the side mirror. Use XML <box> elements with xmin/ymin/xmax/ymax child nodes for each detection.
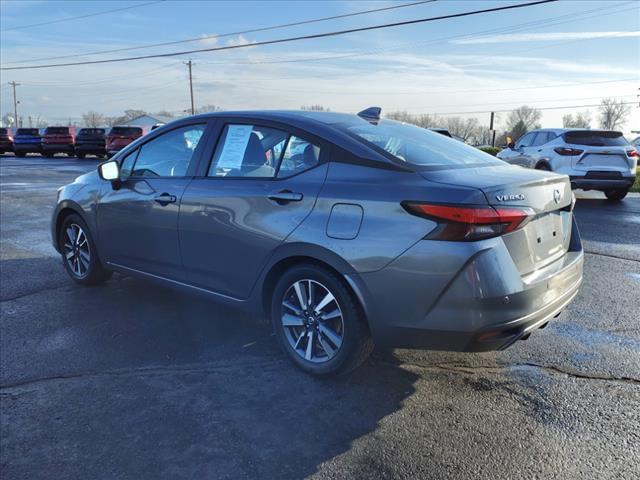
<box><xmin>98</xmin><ymin>160</ymin><xmax>121</xmax><ymax>188</ymax></box>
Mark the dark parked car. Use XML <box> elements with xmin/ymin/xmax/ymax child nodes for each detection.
<box><xmin>52</xmin><ymin>109</ymin><xmax>583</xmax><ymax>376</ymax></box>
<box><xmin>106</xmin><ymin>126</ymin><xmax>145</xmax><ymax>157</ymax></box>
<box><xmin>0</xmin><ymin>128</ymin><xmax>13</xmax><ymax>154</ymax></box>
<box><xmin>42</xmin><ymin>126</ymin><xmax>76</xmax><ymax>157</ymax></box>
<box><xmin>13</xmin><ymin>128</ymin><xmax>42</xmax><ymax>156</ymax></box>
<box><xmin>75</xmin><ymin>128</ymin><xmax>107</xmax><ymax>158</ymax></box>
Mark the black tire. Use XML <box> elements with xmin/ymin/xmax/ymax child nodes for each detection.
<box><xmin>15</xmin><ymin>152</ymin><xmax>26</xmax><ymax>157</ymax></box>
<box><xmin>604</xmin><ymin>188</ymin><xmax>629</xmax><ymax>201</ymax></box>
<box><xmin>77</xmin><ymin>153</ymin><xmax>85</xmax><ymax>159</ymax></box>
<box><xmin>58</xmin><ymin>213</ymin><xmax>112</xmax><ymax>285</ymax></box>
<box><xmin>271</xmin><ymin>263</ymin><xmax>373</xmax><ymax>376</ymax></box>
<box><xmin>535</xmin><ymin>162</ymin><xmax>551</xmax><ymax>171</ymax></box>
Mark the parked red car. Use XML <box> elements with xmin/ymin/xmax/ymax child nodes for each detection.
<box><xmin>0</xmin><ymin>128</ymin><xmax>13</xmax><ymax>154</ymax></box>
<box><xmin>106</xmin><ymin>126</ymin><xmax>145</xmax><ymax>157</ymax></box>
<box><xmin>42</xmin><ymin>126</ymin><xmax>76</xmax><ymax>157</ymax></box>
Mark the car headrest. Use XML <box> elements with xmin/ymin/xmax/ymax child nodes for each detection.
<box><xmin>241</xmin><ymin>133</ymin><xmax>266</xmax><ymax>171</ymax></box>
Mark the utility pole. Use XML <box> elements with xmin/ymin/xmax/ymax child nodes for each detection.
<box><xmin>184</xmin><ymin>60</ymin><xmax>195</xmax><ymax>115</ymax></box>
<box><xmin>8</xmin><ymin>81</ymin><xmax>20</xmax><ymax>127</ymax></box>
<box><xmin>489</xmin><ymin>111</ymin><xmax>496</xmax><ymax>147</ymax></box>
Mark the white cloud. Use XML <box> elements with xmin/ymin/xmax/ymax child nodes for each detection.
<box><xmin>452</xmin><ymin>31</ymin><xmax>640</xmax><ymax>45</ymax></box>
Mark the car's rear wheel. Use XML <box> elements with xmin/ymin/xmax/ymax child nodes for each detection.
<box><xmin>271</xmin><ymin>264</ymin><xmax>373</xmax><ymax>376</ymax></box>
<box><xmin>535</xmin><ymin>162</ymin><xmax>551</xmax><ymax>171</ymax></box>
<box><xmin>59</xmin><ymin>214</ymin><xmax>112</xmax><ymax>285</ymax></box>
<box><xmin>604</xmin><ymin>188</ymin><xmax>629</xmax><ymax>201</ymax></box>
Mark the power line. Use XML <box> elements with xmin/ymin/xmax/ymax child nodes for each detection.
<box><xmin>412</xmin><ymin>101</ymin><xmax>637</xmax><ymax>116</ymax></box>
<box><xmin>0</xmin><ymin>1</ymin><xmax>166</xmax><ymax>32</ymax></box>
<box><xmin>2</xmin><ymin>1</ymin><xmax>436</xmax><ymax>65</ymax></box>
<box><xmin>0</xmin><ymin>0</ymin><xmax>559</xmax><ymax>71</ymax></box>
<box><xmin>193</xmin><ymin>1</ymin><xmax>635</xmax><ymax>67</ymax></box>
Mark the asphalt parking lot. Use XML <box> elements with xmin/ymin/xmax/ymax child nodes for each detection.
<box><xmin>1</xmin><ymin>155</ymin><xmax>638</xmax><ymax>479</ymax></box>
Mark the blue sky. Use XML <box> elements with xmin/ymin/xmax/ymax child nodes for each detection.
<box><xmin>1</xmin><ymin>0</ymin><xmax>638</xmax><ymax>132</ymax></box>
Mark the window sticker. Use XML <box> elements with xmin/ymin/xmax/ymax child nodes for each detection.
<box><xmin>216</xmin><ymin>125</ymin><xmax>253</xmax><ymax>169</ymax></box>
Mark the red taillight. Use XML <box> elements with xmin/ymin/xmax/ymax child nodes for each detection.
<box><xmin>554</xmin><ymin>147</ymin><xmax>584</xmax><ymax>156</ymax></box>
<box><xmin>403</xmin><ymin>202</ymin><xmax>534</xmax><ymax>241</ymax></box>
<box><xmin>626</xmin><ymin>149</ymin><xmax>639</xmax><ymax>158</ymax></box>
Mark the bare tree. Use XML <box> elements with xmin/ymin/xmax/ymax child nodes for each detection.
<box><xmin>562</xmin><ymin>111</ymin><xmax>591</xmax><ymax>128</ymax></box>
<box><xmin>300</xmin><ymin>105</ymin><xmax>330</xmax><ymax>111</ymax></box>
<box><xmin>598</xmin><ymin>98</ymin><xmax>630</xmax><ymax>130</ymax></box>
<box><xmin>195</xmin><ymin>104</ymin><xmax>222</xmax><ymax>114</ymax></box>
<box><xmin>445</xmin><ymin>117</ymin><xmax>480</xmax><ymax>142</ymax></box>
<box><xmin>82</xmin><ymin>111</ymin><xmax>105</xmax><ymax>127</ymax></box>
<box><xmin>154</xmin><ymin>110</ymin><xmax>175</xmax><ymax>119</ymax></box>
<box><xmin>506</xmin><ymin>106</ymin><xmax>542</xmax><ymax>139</ymax></box>
<box><xmin>385</xmin><ymin>111</ymin><xmax>437</xmax><ymax>128</ymax></box>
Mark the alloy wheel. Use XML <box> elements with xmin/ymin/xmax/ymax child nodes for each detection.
<box><xmin>63</xmin><ymin>223</ymin><xmax>91</xmax><ymax>278</ymax></box>
<box><xmin>281</xmin><ymin>279</ymin><xmax>344</xmax><ymax>363</ymax></box>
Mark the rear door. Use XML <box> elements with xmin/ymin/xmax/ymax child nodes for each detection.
<box><xmin>98</xmin><ymin>122</ymin><xmax>210</xmax><ymax>281</ymax></box>
<box><xmin>179</xmin><ymin>119</ymin><xmax>328</xmax><ymax>299</ymax></box>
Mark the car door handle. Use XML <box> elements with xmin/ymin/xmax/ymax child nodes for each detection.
<box><xmin>268</xmin><ymin>190</ymin><xmax>303</xmax><ymax>204</ymax></box>
<box><xmin>154</xmin><ymin>193</ymin><xmax>177</xmax><ymax>205</ymax></box>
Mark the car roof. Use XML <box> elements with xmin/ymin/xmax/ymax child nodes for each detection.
<box><xmin>190</xmin><ymin>109</ymin><xmax>359</xmax><ymax>126</ymax></box>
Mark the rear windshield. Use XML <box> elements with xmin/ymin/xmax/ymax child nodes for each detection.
<box><xmin>110</xmin><ymin>127</ymin><xmax>142</xmax><ymax>136</ymax></box>
<box><xmin>563</xmin><ymin>131</ymin><xmax>628</xmax><ymax>147</ymax></box>
<box><xmin>339</xmin><ymin>119</ymin><xmax>502</xmax><ymax>170</ymax></box>
<box><xmin>78</xmin><ymin>128</ymin><xmax>105</xmax><ymax>135</ymax></box>
<box><xmin>16</xmin><ymin>128</ymin><xmax>39</xmax><ymax>136</ymax></box>
<box><xmin>45</xmin><ymin>127</ymin><xmax>70</xmax><ymax>135</ymax></box>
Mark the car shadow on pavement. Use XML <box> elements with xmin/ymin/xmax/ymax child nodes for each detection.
<box><xmin>1</xmin><ymin>259</ymin><xmax>419</xmax><ymax>479</ymax></box>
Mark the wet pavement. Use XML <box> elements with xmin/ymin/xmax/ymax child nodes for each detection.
<box><xmin>1</xmin><ymin>155</ymin><xmax>639</xmax><ymax>479</ymax></box>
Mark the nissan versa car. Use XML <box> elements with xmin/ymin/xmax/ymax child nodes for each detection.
<box><xmin>497</xmin><ymin>128</ymin><xmax>638</xmax><ymax>201</ymax></box>
<box><xmin>52</xmin><ymin>109</ymin><xmax>584</xmax><ymax>376</ymax></box>
<box><xmin>13</xmin><ymin>127</ymin><xmax>42</xmax><ymax>157</ymax></box>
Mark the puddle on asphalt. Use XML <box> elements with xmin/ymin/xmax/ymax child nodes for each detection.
<box><xmin>552</xmin><ymin>322</ymin><xmax>640</xmax><ymax>351</ymax></box>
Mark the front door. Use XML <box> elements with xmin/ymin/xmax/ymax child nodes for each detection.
<box><xmin>97</xmin><ymin>123</ymin><xmax>209</xmax><ymax>281</ymax></box>
<box><xmin>179</xmin><ymin>121</ymin><xmax>328</xmax><ymax>299</ymax></box>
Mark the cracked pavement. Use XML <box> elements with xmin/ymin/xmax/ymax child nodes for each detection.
<box><xmin>1</xmin><ymin>156</ymin><xmax>639</xmax><ymax>479</ymax></box>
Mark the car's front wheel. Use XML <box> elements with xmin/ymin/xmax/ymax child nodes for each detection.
<box><xmin>604</xmin><ymin>188</ymin><xmax>629</xmax><ymax>201</ymax></box>
<box><xmin>59</xmin><ymin>214</ymin><xmax>112</xmax><ymax>285</ymax></box>
<box><xmin>271</xmin><ymin>264</ymin><xmax>373</xmax><ymax>376</ymax></box>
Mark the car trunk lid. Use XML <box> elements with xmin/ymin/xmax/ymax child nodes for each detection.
<box><xmin>422</xmin><ymin>165</ymin><xmax>573</xmax><ymax>275</ymax></box>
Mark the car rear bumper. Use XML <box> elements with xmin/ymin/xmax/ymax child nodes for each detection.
<box><xmin>13</xmin><ymin>143</ymin><xmax>42</xmax><ymax>153</ymax></box>
<box><xmin>42</xmin><ymin>143</ymin><xmax>75</xmax><ymax>153</ymax></box>
<box><xmin>75</xmin><ymin>144</ymin><xmax>106</xmax><ymax>154</ymax></box>
<box><xmin>569</xmin><ymin>172</ymin><xmax>635</xmax><ymax>191</ymax></box>
<box><xmin>348</xmin><ymin>217</ymin><xmax>584</xmax><ymax>352</ymax></box>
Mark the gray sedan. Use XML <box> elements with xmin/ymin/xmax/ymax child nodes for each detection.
<box><xmin>52</xmin><ymin>109</ymin><xmax>583</xmax><ymax>376</ymax></box>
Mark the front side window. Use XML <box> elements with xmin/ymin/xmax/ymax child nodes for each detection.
<box><xmin>130</xmin><ymin>124</ymin><xmax>205</xmax><ymax>177</ymax></box>
<box><xmin>516</xmin><ymin>132</ymin><xmax>535</xmax><ymax>148</ymax></box>
<box><xmin>119</xmin><ymin>149</ymin><xmax>139</xmax><ymax>178</ymax></box>
<box><xmin>209</xmin><ymin>124</ymin><xmax>312</xmax><ymax>178</ymax></box>
<box><xmin>340</xmin><ymin>119</ymin><xmax>501</xmax><ymax>170</ymax></box>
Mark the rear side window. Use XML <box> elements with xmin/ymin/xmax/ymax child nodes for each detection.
<box><xmin>130</xmin><ymin>124</ymin><xmax>205</xmax><ymax>177</ymax></box>
<box><xmin>45</xmin><ymin>127</ymin><xmax>70</xmax><ymax>135</ymax></box>
<box><xmin>563</xmin><ymin>131</ymin><xmax>628</xmax><ymax>146</ymax></box>
<box><xmin>16</xmin><ymin>128</ymin><xmax>39</xmax><ymax>135</ymax></box>
<box><xmin>208</xmin><ymin>124</ymin><xmax>321</xmax><ymax>179</ymax></box>
<box><xmin>109</xmin><ymin>127</ymin><xmax>142</xmax><ymax>136</ymax></box>
<box><xmin>277</xmin><ymin>136</ymin><xmax>320</xmax><ymax>178</ymax></box>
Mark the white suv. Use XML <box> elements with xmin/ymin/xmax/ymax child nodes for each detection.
<box><xmin>498</xmin><ymin>129</ymin><xmax>638</xmax><ymax>201</ymax></box>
